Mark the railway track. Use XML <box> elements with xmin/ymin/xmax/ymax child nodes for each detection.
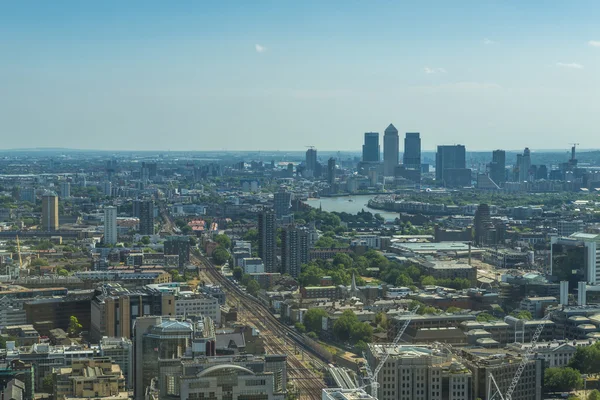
<box><xmin>192</xmin><ymin>252</ymin><xmax>325</xmax><ymax>400</ymax></box>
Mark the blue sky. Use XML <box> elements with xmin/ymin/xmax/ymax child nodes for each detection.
<box><xmin>1</xmin><ymin>1</ymin><xmax>599</xmax><ymax>151</ymax></box>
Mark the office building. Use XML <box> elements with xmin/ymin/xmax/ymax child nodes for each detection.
<box><xmin>403</xmin><ymin>132</ymin><xmax>421</xmax><ymax>170</ymax></box>
<box><xmin>53</xmin><ymin>357</ymin><xmax>127</xmax><ymax>400</ymax></box>
<box><xmin>41</xmin><ymin>193</ymin><xmax>59</xmax><ymax>231</ymax></box>
<box><xmin>281</xmin><ymin>225</ymin><xmax>309</xmax><ymax>278</ymax></box>
<box><xmin>557</xmin><ymin>220</ymin><xmax>584</xmax><ymax>237</ymax></box>
<box><xmin>383</xmin><ymin>124</ymin><xmax>399</xmax><ymax>176</ymax></box>
<box><xmin>518</xmin><ymin>148</ymin><xmax>532</xmax><ymax>182</ymax></box>
<box><xmin>59</xmin><ymin>181</ymin><xmax>71</xmax><ymax>198</ymax></box>
<box><xmin>489</xmin><ymin>150</ymin><xmax>506</xmax><ymax>186</ymax></box>
<box><xmin>90</xmin><ymin>284</ymin><xmax>175</xmax><ymax>341</ymax></box>
<box><xmin>306</xmin><ymin>147</ymin><xmax>318</xmax><ymax>178</ymax></box>
<box><xmin>550</xmin><ymin>232</ymin><xmax>600</xmax><ymax>290</ymax></box>
<box><xmin>273</xmin><ymin>187</ymin><xmax>292</xmax><ymax>219</ymax></box>
<box><xmin>164</xmin><ymin>236</ymin><xmax>190</xmax><ymax>268</ymax></box>
<box><xmin>435</xmin><ymin>145</ymin><xmax>468</xmax><ymax>186</ymax></box>
<box><xmin>258</xmin><ymin>209</ymin><xmax>277</xmax><ymax>273</ymax></box>
<box><xmin>139</xmin><ymin>199</ymin><xmax>155</xmax><ymax>235</ymax></box>
<box><xmin>104</xmin><ymin>206</ymin><xmax>118</xmax><ymax>245</ymax></box>
<box><xmin>363</xmin><ymin>132</ymin><xmax>380</xmax><ymax>162</ymax></box>
<box><xmin>179</xmin><ymin>354</ymin><xmax>287</xmax><ymax>400</ymax></box>
<box><xmin>365</xmin><ymin>343</ymin><xmax>472</xmax><ymax>400</ymax></box>
<box><xmin>99</xmin><ymin>337</ymin><xmax>134</xmax><ymax>389</ymax></box>
<box><xmin>175</xmin><ymin>292</ymin><xmax>221</xmax><ymax>323</ymax></box>
<box><xmin>328</xmin><ymin>157</ymin><xmax>336</xmax><ymax>186</ymax></box>
<box><xmin>474</xmin><ymin>203</ymin><xmax>492</xmax><ymax>246</ymax></box>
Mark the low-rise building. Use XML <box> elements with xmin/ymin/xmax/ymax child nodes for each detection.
<box><xmin>53</xmin><ymin>357</ymin><xmax>126</xmax><ymax>399</ymax></box>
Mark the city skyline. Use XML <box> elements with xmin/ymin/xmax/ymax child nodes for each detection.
<box><xmin>1</xmin><ymin>1</ymin><xmax>599</xmax><ymax>151</ymax></box>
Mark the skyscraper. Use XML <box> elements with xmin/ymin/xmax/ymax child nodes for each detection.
<box><xmin>164</xmin><ymin>236</ymin><xmax>191</xmax><ymax>268</ymax></box>
<box><xmin>362</xmin><ymin>132</ymin><xmax>380</xmax><ymax>162</ymax></box>
<box><xmin>327</xmin><ymin>157</ymin><xmax>336</xmax><ymax>186</ymax></box>
<box><xmin>273</xmin><ymin>187</ymin><xmax>292</xmax><ymax>219</ymax></box>
<box><xmin>281</xmin><ymin>225</ymin><xmax>309</xmax><ymax>278</ymax></box>
<box><xmin>139</xmin><ymin>200</ymin><xmax>155</xmax><ymax>235</ymax></box>
<box><xmin>403</xmin><ymin>132</ymin><xmax>421</xmax><ymax>170</ymax></box>
<box><xmin>305</xmin><ymin>147</ymin><xmax>317</xmax><ymax>177</ymax></box>
<box><xmin>59</xmin><ymin>181</ymin><xmax>71</xmax><ymax>198</ymax></box>
<box><xmin>42</xmin><ymin>193</ymin><xmax>59</xmax><ymax>231</ymax></box>
<box><xmin>489</xmin><ymin>150</ymin><xmax>506</xmax><ymax>186</ymax></box>
<box><xmin>104</xmin><ymin>206</ymin><xmax>118</xmax><ymax>245</ymax></box>
<box><xmin>518</xmin><ymin>147</ymin><xmax>532</xmax><ymax>182</ymax></box>
<box><xmin>383</xmin><ymin>124</ymin><xmax>399</xmax><ymax>176</ymax></box>
<box><xmin>436</xmin><ymin>145</ymin><xmax>469</xmax><ymax>186</ymax></box>
<box><xmin>474</xmin><ymin>203</ymin><xmax>492</xmax><ymax>246</ymax></box>
<box><xmin>258</xmin><ymin>209</ymin><xmax>277</xmax><ymax>273</ymax></box>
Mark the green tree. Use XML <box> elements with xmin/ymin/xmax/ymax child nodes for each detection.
<box><xmin>31</xmin><ymin>258</ymin><xmax>49</xmax><ymax>267</ymax></box>
<box><xmin>68</xmin><ymin>316</ymin><xmax>82</xmax><ymax>337</ymax></box>
<box><xmin>420</xmin><ymin>275</ymin><xmax>436</xmax><ymax>286</ymax></box>
<box><xmin>295</xmin><ymin>322</ymin><xmax>306</xmax><ymax>333</ymax></box>
<box><xmin>476</xmin><ymin>312</ymin><xmax>497</xmax><ymax>322</ymax></box>
<box><xmin>241</xmin><ymin>274</ymin><xmax>251</xmax><ymax>286</ymax></box>
<box><xmin>333</xmin><ymin>310</ymin><xmax>372</xmax><ymax>343</ymax></box>
<box><xmin>214</xmin><ymin>234</ymin><xmax>231</xmax><ymax>249</ymax></box>
<box><xmin>544</xmin><ymin>367</ymin><xmax>583</xmax><ymax>393</ymax></box>
<box><xmin>212</xmin><ymin>247</ymin><xmax>229</xmax><ymax>265</ymax></box>
<box><xmin>141</xmin><ymin>236</ymin><xmax>151</xmax><ymax>245</ymax></box>
<box><xmin>42</xmin><ymin>374</ymin><xmax>54</xmax><ymax>394</ymax></box>
<box><xmin>446</xmin><ymin>306</ymin><xmax>462</xmax><ymax>314</ymax></box>
<box><xmin>511</xmin><ymin>310</ymin><xmax>533</xmax><ymax>320</ymax></box>
<box><xmin>233</xmin><ymin>267</ymin><xmax>243</xmax><ymax>281</ymax></box>
<box><xmin>396</xmin><ymin>273</ymin><xmax>413</xmax><ymax>287</ymax></box>
<box><xmin>246</xmin><ymin>280</ymin><xmax>261</xmax><ymax>296</ymax></box>
<box><xmin>57</xmin><ymin>268</ymin><xmax>69</xmax><ymax>276</ymax></box>
<box><xmin>304</xmin><ymin>308</ymin><xmax>328</xmax><ymax>333</ymax></box>
<box><xmin>588</xmin><ymin>390</ymin><xmax>600</xmax><ymax>400</ymax></box>
<box><xmin>569</xmin><ymin>342</ymin><xmax>600</xmax><ymax>373</ymax></box>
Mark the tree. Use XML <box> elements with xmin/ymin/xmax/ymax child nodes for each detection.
<box><xmin>588</xmin><ymin>390</ymin><xmax>600</xmax><ymax>400</ymax></box>
<box><xmin>68</xmin><ymin>316</ymin><xmax>82</xmax><ymax>337</ymax></box>
<box><xmin>241</xmin><ymin>274</ymin><xmax>251</xmax><ymax>286</ymax></box>
<box><xmin>295</xmin><ymin>322</ymin><xmax>306</xmax><ymax>333</ymax></box>
<box><xmin>42</xmin><ymin>374</ymin><xmax>54</xmax><ymax>394</ymax></box>
<box><xmin>233</xmin><ymin>267</ymin><xmax>243</xmax><ymax>281</ymax></box>
<box><xmin>247</xmin><ymin>280</ymin><xmax>261</xmax><ymax>296</ymax></box>
<box><xmin>569</xmin><ymin>342</ymin><xmax>600</xmax><ymax>373</ymax></box>
<box><xmin>304</xmin><ymin>309</ymin><xmax>328</xmax><ymax>333</ymax></box>
<box><xmin>57</xmin><ymin>268</ymin><xmax>69</xmax><ymax>276</ymax></box>
<box><xmin>446</xmin><ymin>306</ymin><xmax>462</xmax><ymax>314</ymax></box>
<box><xmin>214</xmin><ymin>234</ymin><xmax>231</xmax><ymax>249</ymax></box>
<box><xmin>511</xmin><ymin>310</ymin><xmax>533</xmax><ymax>320</ymax></box>
<box><xmin>31</xmin><ymin>258</ymin><xmax>49</xmax><ymax>267</ymax></box>
<box><xmin>333</xmin><ymin>310</ymin><xmax>372</xmax><ymax>344</ymax></box>
<box><xmin>420</xmin><ymin>275</ymin><xmax>436</xmax><ymax>286</ymax></box>
<box><xmin>476</xmin><ymin>312</ymin><xmax>497</xmax><ymax>322</ymax></box>
<box><xmin>141</xmin><ymin>236</ymin><xmax>151</xmax><ymax>245</ymax></box>
<box><xmin>544</xmin><ymin>367</ymin><xmax>583</xmax><ymax>393</ymax></box>
<box><xmin>307</xmin><ymin>331</ymin><xmax>318</xmax><ymax>339</ymax></box>
<box><xmin>212</xmin><ymin>247</ymin><xmax>229</xmax><ymax>265</ymax></box>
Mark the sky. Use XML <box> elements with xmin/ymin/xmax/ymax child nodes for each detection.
<box><xmin>1</xmin><ymin>1</ymin><xmax>600</xmax><ymax>151</ymax></box>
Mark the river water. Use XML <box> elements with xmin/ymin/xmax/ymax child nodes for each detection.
<box><xmin>305</xmin><ymin>195</ymin><xmax>399</xmax><ymax>221</ymax></box>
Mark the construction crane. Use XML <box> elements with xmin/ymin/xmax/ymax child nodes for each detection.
<box><xmin>16</xmin><ymin>235</ymin><xmax>22</xmax><ymax>269</ymax></box>
<box><xmin>361</xmin><ymin>305</ymin><xmax>420</xmax><ymax>397</ymax></box>
<box><xmin>488</xmin><ymin>312</ymin><xmax>551</xmax><ymax>400</ymax></box>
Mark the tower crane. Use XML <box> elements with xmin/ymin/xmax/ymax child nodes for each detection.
<box><xmin>488</xmin><ymin>312</ymin><xmax>551</xmax><ymax>400</ymax></box>
<box><xmin>361</xmin><ymin>305</ymin><xmax>420</xmax><ymax>397</ymax></box>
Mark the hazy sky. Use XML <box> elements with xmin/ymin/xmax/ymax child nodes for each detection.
<box><xmin>1</xmin><ymin>1</ymin><xmax>600</xmax><ymax>151</ymax></box>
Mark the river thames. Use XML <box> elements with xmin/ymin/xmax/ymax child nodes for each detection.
<box><xmin>305</xmin><ymin>195</ymin><xmax>398</xmax><ymax>221</ymax></box>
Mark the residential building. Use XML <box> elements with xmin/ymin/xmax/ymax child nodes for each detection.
<box><xmin>164</xmin><ymin>236</ymin><xmax>190</xmax><ymax>268</ymax></box>
<box><xmin>59</xmin><ymin>181</ymin><xmax>71</xmax><ymax>198</ymax></box>
<box><xmin>241</xmin><ymin>257</ymin><xmax>265</xmax><ymax>274</ymax></box>
<box><xmin>138</xmin><ymin>200</ymin><xmax>155</xmax><ymax>235</ymax></box>
<box><xmin>383</xmin><ymin>124</ymin><xmax>399</xmax><ymax>176</ymax></box>
<box><xmin>328</xmin><ymin>157</ymin><xmax>336</xmax><ymax>186</ymax></box>
<box><xmin>281</xmin><ymin>225</ymin><xmax>309</xmax><ymax>278</ymax></box>
<box><xmin>363</xmin><ymin>132</ymin><xmax>380</xmax><ymax>162</ymax></box>
<box><xmin>273</xmin><ymin>187</ymin><xmax>292</xmax><ymax>219</ymax></box>
<box><xmin>104</xmin><ymin>206</ymin><xmax>118</xmax><ymax>245</ymax></box>
<box><xmin>365</xmin><ymin>343</ymin><xmax>472</xmax><ymax>400</ymax></box>
<box><xmin>20</xmin><ymin>187</ymin><xmax>36</xmax><ymax>204</ymax></box>
<box><xmin>53</xmin><ymin>357</ymin><xmax>126</xmax><ymax>399</ymax></box>
<box><xmin>42</xmin><ymin>193</ymin><xmax>59</xmax><ymax>231</ymax></box>
<box><xmin>258</xmin><ymin>209</ymin><xmax>277</xmax><ymax>273</ymax></box>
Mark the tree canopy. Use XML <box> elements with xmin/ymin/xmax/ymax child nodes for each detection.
<box><xmin>333</xmin><ymin>310</ymin><xmax>373</xmax><ymax>344</ymax></box>
<box><xmin>544</xmin><ymin>367</ymin><xmax>583</xmax><ymax>393</ymax></box>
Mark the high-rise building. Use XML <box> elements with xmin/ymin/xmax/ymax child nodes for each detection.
<box><xmin>41</xmin><ymin>193</ymin><xmax>59</xmax><ymax>231</ymax></box>
<box><xmin>362</xmin><ymin>132</ymin><xmax>380</xmax><ymax>162</ymax></box>
<box><xmin>489</xmin><ymin>150</ymin><xmax>506</xmax><ymax>186</ymax></box>
<box><xmin>104</xmin><ymin>206</ymin><xmax>118</xmax><ymax>245</ymax></box>
<box><xmin>164</xmin><ymin>236</ymin><xmax>191</xmax><ymax>268</ymax></box>
<box><xmin>518</xmin><ymin>147</ymin><xmax>532</xmax><ymax>182</ymax></box>
<box><xmin>305</xmin><ymin>147</ymin><xmax>317</xmax><ymax>177</ymax></box>
<box><xmin>20</xmin><ymin>187</ymin><xmax>36</xmax><ymax>204</ymax></box>
<box><xmin>103</xmin><ymin>181</ymin><xmax>112</xmax><ymax>197</ymax></box>
<box><xmin>435</xmin><ymin>145</ymin><xmax>467</xmax><ymax>186</ymax></box>
<box><xmin>403</xmin><ymin>132</ymin><xmax>421</xmax><ymax>170</ymax></box>
<box><xmin>258</xmin><ymin>209</ymin><xmax>277</xmax><ymax>273</ymax></box>
<box><xmin>281</xmin><ymin>226</ymin><xmax>309</xmax><ymax>278</ymax></box>
<box><xmin>328</xmin><ymin>157</ymin><xmax>336</xmax><ymax>186</ymax></box>
<box><xmin>474</xmin><ymin>204</ymin><xmax>492</xmax><ymax>246</ymax></box>
<box><xmin>139</xmin><ymin>200</ymin><xmax>155</xmax><ymax>235</ymax></box>
<box><xmin>273</xmin><ymin>187</ymin><xmax>292</xmax><ymax>219</ymax></box>
<box><xmin>383</xmin><ymin>124</ymin><xmax>399</xmax><ymax>176</ymax></box>
<box><xmin>59</xmin><ymin>181</ymin><xmax>71</xmax><ymax>198</ymax></box>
